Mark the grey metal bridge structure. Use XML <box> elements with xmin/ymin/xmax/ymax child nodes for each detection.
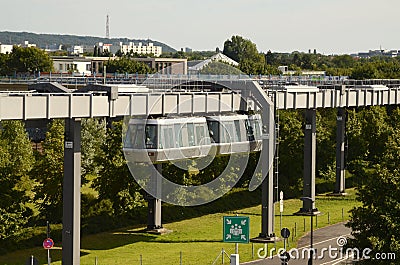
<box><xmin>1</xmin><ymin>78</ymin><xmax>400</xmax><ymax>264</ymax></box>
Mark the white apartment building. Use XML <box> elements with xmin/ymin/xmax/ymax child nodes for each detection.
<box><xmin>97</xmin><ymin>42</ymin><xmax>113</xmax><ymax>54</ymax></box>
<box><xmin>68</xmin><ymin>46</ymin><xmax>84</xmax><ymax>55</ymax></box>
<box><xmin>52</xmin><ymin>57</ymin><xmax>92</xmax><ymax>76</ymax></box>
<box><xmin>113</xmin><ymin>42</ymin><xmax>162</xmax><ymax>57</ymax></box>
<box><xmin>0</xmin><ymin>43</ymin><xmax>13</xmax><ymax>54</ymax></box>
<box><xmin>20</xmin><ymin>41</ymin><xmax>36</xmax><ymax>48</ymax></box>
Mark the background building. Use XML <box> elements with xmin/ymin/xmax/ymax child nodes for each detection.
<box><xmin>188</xmin><ymin>52</ymin><xmax>238</xmax><ymax>74</ymax></box>
<box><xmin>52</xmin><ymin>56</ymin><xmax>92</xmax><ymax>76</ymax></box>
<box><xmin>51</xmin><ymin>56</ymin><xmax>187</xmax><ymax>75</ymax></box>
<box><xmin>112</xmin><ymin>42</ymin><xmax>162</xmax><ymax>57</ymax></box>
<box><xmin>0</xmin><ymin>43</ymin><xmax>13</xmax><ymax>54</ymax></box>
<box><xmin>136</xmin><ymin>58</ymin><xmax>187</xmax><ymax>74</ymax></box>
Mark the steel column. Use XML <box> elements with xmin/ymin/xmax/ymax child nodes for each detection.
<box><xmin>62</xmin><ymin>119</ymin><xmax>81</xmax><ymax>265</ymax></box>
<box><xmin>301</xmin><ymin>109</ymin><xmax>317</xmax><ymax>212</ymax></box>
<box><xmin>334</xmin><ymin>108</ymin><xmax>346</xmax><ymax>194</ymax></box>
<box><xmin>147</xmin><ymin>164</ymin><xmax>162</xmax><ymax>230</ymax></box>
<box><xmin>249</xmin><ymin>84</ymin><xmax>275</xmax><ymax>240</ymax></box>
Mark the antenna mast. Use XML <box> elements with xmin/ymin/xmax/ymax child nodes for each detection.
<box><xmin>106</xmin><ymin>15</ymin><xmax>110</xmax><ymax>39</ymax></box>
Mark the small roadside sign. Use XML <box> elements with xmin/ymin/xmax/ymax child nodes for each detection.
<box><xmin>280</xmin><ymin>251</ymin><xmax>290</xmax><ymax>263</ymax></box>
<box><xmin>223</xmin><ymin>216</ymin><xmax>250</xmax><ymax>243</ymax></box>
<box><xmin>43</xmin><ymin>238</ymin><xmax>54</xmax><ymax>249</ymax></box>
<box><xmin>281</xmin><ymin>228</ymin><xmax>290</xmax><ymax>239</ymax></box>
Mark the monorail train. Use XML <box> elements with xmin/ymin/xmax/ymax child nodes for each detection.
<box><xmin>123</xmin><ymin>114</ymin><xmax>262</xmax><ymax>163</ymax></box>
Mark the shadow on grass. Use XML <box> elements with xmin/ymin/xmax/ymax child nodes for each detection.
<box><xmin>161</xmin><ymin>188</ymin><xmax>262</xmax><ymax>224</ymax></box>
<box><xmin>80</xmin><ymin>188</ymin><xmax>262</xmax><ymax>251</ymax></box>
<box><xmin>0</xmin><ymin>188</ymin><xmax>262</xmax><ymax>257</ymax></box>
<box><xmin>83</xmin><ymin>228</ymin><xmax>225</xmax><ymax>250</ymax></box>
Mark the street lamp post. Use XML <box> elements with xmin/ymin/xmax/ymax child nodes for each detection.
<box><xmin>300</xmin><ymin>197</ymin><xmax>315</xmax><ymax>265</ymax></box>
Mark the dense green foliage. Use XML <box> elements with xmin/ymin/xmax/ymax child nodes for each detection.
<box><xmin>0</xmin><ymin>121</ymin><xmax>34</xmax><ymax>240</ymax></box>
<box><xmin>92</xmin><ymin>121</ymin><xmax>145</xmax><ymax>216</ymax></box>
<box><xmin>81</xmin><ymin>118</ymin><xmax>107</xmax><ymax>181</ymax></box>
<box><xmin>346</xmin><ymin>107</ymin><xmax>400</xmax><ymax>263</ymax></box>
<box><xmin>199</xmin><ymin>61</ymin><xmax>243</xmax><ymax>75</ymax></box>
<box><xmin>223</xmin><ymin>35</ymin><xmax>266</xmax><ymax>75</ymax></box>
<box><xmin>105</xmin><ymin>57</ymin><xmax>153</xmax><ymax>74</ymax></box>
<box><xmin>0</xmin><ymin>46</ymin><xmax>53</xmax><ymax>75</ymax></box>
<box><xmin>31</xmin><ymin>120</ymin><xmax>65</xmax><ymax>222</ymax></box>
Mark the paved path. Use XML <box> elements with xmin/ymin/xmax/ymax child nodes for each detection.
<box><xmin>242</xmin><ymin>222</ymin><xmax>352</xmax><ymax>265</ymax></box>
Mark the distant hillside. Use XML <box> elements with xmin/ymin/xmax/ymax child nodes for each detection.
<box><xmin>0</xmin><ymin>31</ymin><xmax>176</xmax><ymax>53</ymax></box>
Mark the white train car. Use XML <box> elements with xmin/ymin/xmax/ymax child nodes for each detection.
<box><xmin>123</xmin><ymin>114</ymin><xmax>263</xmax><ymax>163</ymax></box>
<box><xmin>124</xmin><ymin>117</ymin><xmax>212</xmax><ymax>163</ymax></box>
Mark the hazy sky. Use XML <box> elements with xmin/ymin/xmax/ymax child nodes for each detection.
<box><xmin>2</xmin><ymin>0</ymin><xmax>399</xmax><ymax>54</ymax></box>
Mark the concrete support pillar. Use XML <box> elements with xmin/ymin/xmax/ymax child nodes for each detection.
<box><xmin>147</xmin><ymin>164</ymin><xmax>162</xmax><ymax>230</ymax></box>
<box><xmin>260</xmin><ymin>168</ymin><xmax>274</xmax><ymax>238</ymax></box>
<box><xmin>301</xmin><ymin>109</ymin><xmax>317</xmax><ymax>212</ymax></box>
<box><xmin>259</xmin><ymin>105</ymin><xmax>275</xmax><ymax>239</ymax></box>
<box><xmin>335</xmin><ymin>108</ymin><xmax>346</xmax><ymax>194</ymax></box>
<box><xmin>62</xmin><ymin>119</ymin><xmax>81</xmax><ymax>265</ymax></box>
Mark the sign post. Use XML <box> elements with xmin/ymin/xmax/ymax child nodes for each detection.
<box><xmin>223</xmin><ymin>216</ymin><xmax>250</xmax><ymax>264</ymax></box>
<box><xmin>43</xmin><ymin>237</ymin><xmax>54</xmax><ymax>265</ymax></box>
<box><xmin>223</xmin><ymin>216</ymin><xmax>250</xmax><ymax>244</ymax></box>
<box><xmin>280</xmin><ymin>228</ymin><xmax>291</xmax><ymax>265</ymax></box>
<box><xmin>46</xmin><ymin>221</ymin><xmax>52</xmax><ymax>265</ymax></box>
<box><xmin>280</xmin><ymin>191</ymin><xmax>284</xmax><ymax>231</ymax></box>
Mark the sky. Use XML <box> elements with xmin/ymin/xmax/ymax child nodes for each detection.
<box><xmin>1</xmin><ymin>0</ymin><xmax>400</xmax><ymax>55</ymax></box>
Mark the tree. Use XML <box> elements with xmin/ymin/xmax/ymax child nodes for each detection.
<box><xmin>316</xmin><ymin>109</ymin><xmax>337</xmax><ymax>183</ymax></box>
<box><xmin>105</xmin><ymin>57</ymin><xmax>153</xmax><ymax>74</ymax></box>
<box><xmin>81</xmin><ymin>118</ymin><xmax>106</xmax><ymax>182</ymax></box>
<box><xmin>0</xmin><ymin>120</ymin><xmax>35</xmax><ymax>239</ymax></box>
<box><xmin>32</xmin><ymin>120</ymin><xmax>64</xmax><ymax>222</ymax></box>
<box><xmin>331</xmin><ymin>54</ymin><xmax>356</xmax><ymax>68</ymax></box>
<box><xmin>222</xmin><ymin>36</ymin><xmax>266</xmax><ymax>75</ymax></box>
<box><xmin>199</xmin><ymin>61</ymin><xmax>242</xmax><ymax>75</ymax></box>
<box><xmin>92</xmin><ymin>121</ymin><xmax>145</xmax><ymax>216</ymax></box>
<box><xmin>277</xmin><ymin>110</ymin><xmax>304</xmax><ymax>197</ymax></box>
<box><xmin>0</xmin><ymin>53</ymin><xmax>10</xmax><ymax>76</ymax></box>
<box><xmin>7</xmin><ymin>46</ymin><xmax>53</xmax><ymax>74</ymax></box>
<box><xmin>346</xmin><ymin>107</ymin><xmax>400</xmax><ymax>263</ymax></box>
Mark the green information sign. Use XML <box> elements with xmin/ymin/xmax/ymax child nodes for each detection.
<box><xmin>223</xmin><ymin>216</ymin><xmax>250</xmax><ymax>243</ymax></box>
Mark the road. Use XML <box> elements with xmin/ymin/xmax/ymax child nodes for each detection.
<box><xmin>242</xmin><ymin>222</ymin><xmax>352</xmax><ymax>265</ymax></box>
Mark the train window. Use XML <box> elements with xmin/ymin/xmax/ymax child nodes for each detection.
<box><xmin>187</xmin><ymin>123</ymin><xmax>195</xmax><ymax>146</ymax></box>
<box><xmin>245</xmin><ymin>120</ymin><xmax>255</xmax><ymax>141</ymax></box>
<box><xmin>234</xmin><ymin>120</ymin><xmax>242</xmax><ymax>142</ymax></box>
<box><xmin>251</xmin><ymin>120</ymin><xmax>262</xmax><ymax>140</ymax></box>
<box><xmin>178</xmin><ymin>123</ymin><xmax>189</xmax><ymax>147</ymax></box>
<box><xmin>162</xmin><ymin>126</ymin><xmax>174</xmax><ymax>149</ymax></box>
<box><xmin>220</xmin><ymin>122</ymin><xmax>228</xmax><ymax>143</ymax></box>
<box><xmin>145</xmin><ymin>125</ymin><xmax>157</xmax><ymax>149</ymax></box>
<box><xmin>223</xmin><ymin>122</ymin><xmax>235</xmax><ymax>143</ymax></box>
<box><xmin>133</xmin><ymin>124</ymin><xmax>145</xmax><ymax>149</ymax></box>
<box><xmin>124</xmin><ymin>125</ymin><xmax>136</xmax><ymax>148</ymax></box>
<box><xmin>174</xmin><ymin>124</ymin><xmax>183</xmax><ymax>148</ymax></box>
<box><xmin>207</xmin><ymin>120</ymin><xmax>219</xmax><ymax>143</ymax></box>
<box><xmin>195</xmin><ymin>124</ymin><xmax>205</xmax><ymax>145</ymax></box>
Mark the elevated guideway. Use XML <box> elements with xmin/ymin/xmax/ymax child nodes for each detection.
<box><xmin>1</xmin><ymin>79</ymin><xmax>400</xmax><ymax>265</ymax></box>
<box><xmin>2</xmin><ymin>83</ymin><xmax>400</xmax><ymax>120</ymax></box>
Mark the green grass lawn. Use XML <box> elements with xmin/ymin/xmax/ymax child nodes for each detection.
<box><xmin>0</xmin><ymin>189</ymin><xmax>360</xmax><ymax>265</ymax></box>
